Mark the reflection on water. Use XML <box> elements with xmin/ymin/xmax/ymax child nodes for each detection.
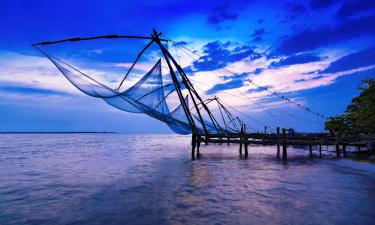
<box><xmin>0</xmin><ymin>134</ymin><xmax>374</xmax><ymax>225</ymax></box>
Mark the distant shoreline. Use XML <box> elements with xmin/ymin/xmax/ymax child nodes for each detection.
<box><xmin>0</xmin><ymin>132</ymin><xmax>117</xmax><ymax>134</ymax></box>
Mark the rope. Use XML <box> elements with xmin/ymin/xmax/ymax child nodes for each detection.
<box><xmin>190</xmin><ymin>81</ymin><xmax>274</xmax><ymax>132</ymax></box>
<box><xmin>172</xmin><ymin>41</ymin><xmax>326</xmax><ymax>120</ymax></box>
<box><xmin>174</xmin><ymin>44</ymin><xmax>290</xmax><ymax>128</ymax></box>
<box><xmin>246</xmin><ymin>79</ymin><xmax>326</xmax><ymax>119</ymax></box>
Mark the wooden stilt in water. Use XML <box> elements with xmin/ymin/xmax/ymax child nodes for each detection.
<box><xmin>336</xmin><ymin>144</ymin><xmax>340</xmax><ymax>158</ymax></box>
<box><xmin>309</xmin><ymin>144</ymin><xmax>312</xmax><ymax>157</ymax></box>
<box><xmin>197</xmin><ymin>135</ymin><xmax>201</xmax><ymax>157</ymax></box>
<box><xmin>244</xmin><ymin>124</ymin><xmax>248</xmax><ymax>158</ymax></box>
<box><xmin>276</xmin><ymin>127</ymin><xmax>280</xmax><ymax>158</ymax></box>
<box><xmin>282</xmin><ymin>128</ymin><xmax>287</xmax><ymax>161</ymax></box>
<box><xmin>335</xmin><ymin>134</ymin><xmax>340</xmax><ymax>158</ymax></box>
<box><xmin>192</xmin><ymin>133</ymin><xmax>196</xmax><ymax>160</ymax></box>
<box><xmin>368</xmin><ymin>134</ymin><xmax>373</xmax><ymax>156</ymax></box>
<box><xmin>239</xmin><ymin>125</ymin><xmax>243</xmax><ymax>156</ymax></box>
<box><xmin>319</xmin><ymin>144</ymin><xmax>322</xmax><ymax>158</ymax></box>
<box><xmin>218</xmin><ymin>136</ymin><xmax>223</xmax><ymax>145</ymax></box>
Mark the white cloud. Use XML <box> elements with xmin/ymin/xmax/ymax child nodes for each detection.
<box><xmin>1</xmin><ymin>46</ymin><xmax>373</xmax><ymax>122</ymax></box>
<box><xmin>0</xmin><ymin>51</ymin><xmax>80</xmax><ymax>94</ymax></box>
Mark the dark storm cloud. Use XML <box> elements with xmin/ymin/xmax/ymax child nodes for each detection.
<box><xmin>277</xmin><ymin>14</ymin><xmax>375</xmax><ymax>54</ymax></box>
<box><xmin>321</xmin><ymin>47</ymin><xmax>375</xmax><ymax>73</ymax></box>
<box><xmin>336</xmin><ymin>0</ymin><xmax>375</xmax><ymax>18</ymax></box>
<box><xmin>270</xmin><ymin>53</ymin><xmax>323</xmax><ymax>68</ymax></box>
<box><xmin>190</xmin><ymin>41</ymin><xmax>262</xmax><ymax>72</ymax></box>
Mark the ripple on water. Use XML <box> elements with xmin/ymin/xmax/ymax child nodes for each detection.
<box><xmin>0</xmin><ymin>134</ymin><xmax>374</xmax><ymax>225</ymax></box>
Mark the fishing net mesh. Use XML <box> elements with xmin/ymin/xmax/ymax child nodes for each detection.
<box><xmin>38</xmin><ymin>48</ymin><xmax>226</xmax><ymax>135</ymax></box>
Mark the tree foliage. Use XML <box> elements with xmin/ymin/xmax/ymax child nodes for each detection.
<box><xmin>325</xmin><ymin>79</ymin><xmax>375</xmax><ymax>135</ymax></box>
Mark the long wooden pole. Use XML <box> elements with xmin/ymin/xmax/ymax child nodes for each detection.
<box><xmin>152</xmin><ymin>31</ymin><xmax>197</xmax><ymax>134</ymax></box>
<box><xmin>161</xmin><ymin>47</ymin><xmax>221</xmax><ymax>134</ymax></box>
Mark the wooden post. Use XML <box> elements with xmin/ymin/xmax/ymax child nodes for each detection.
<box><xmin>319</xmin><ymin>144</ymin><xmax>322</xmax><ymax>158</ymax></box>
<box><xmin>192</xmin><ymin>133</ymin><xmax>196</xmax><ymax>160</ymax></box>
<box><xmin>368</xmin><ymin>134</ymin><xmax>373</xmax><ymax>156</ymax></box>
<box><xmin>335</xmin><ymin>134</ymin><xmax>340</xmax><ymax>158</ymax></box>
<box><xmin>343</xmin><ymin>144</ymin><xmax>347</xmax><ymax>158</ymax></box>
<box><xmin>282</xmin><ymin>128</ymin><xmax>287</xmax><ymax>161</ymax></box>
<box><xmin>197</xmin><ymin>135</ymin><xmax>201</xmax><ymax>157</ymax></box>
<box><xmin>277</xmin><ymin>127</ymin><xmax>280</xmax><ymax>158</ymax></box>
<box><xmin>240</xmin><ymin>125</ymin><xmax>243</xmax><ymax>156</ymax></box>
<box><xmin>309</xmin><ymin>144</ymin><xmax>312</xmax><ymax>157</ymax></box>
<box><xmin>244</xmin><ymin>124</ymin><xmax>248</xmax><ymax>158</ymax></box>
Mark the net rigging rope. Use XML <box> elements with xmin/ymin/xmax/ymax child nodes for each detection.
<box><xmin>171</xmin><ymin>40</ymin><xmax>327</xmax><ymax>120</ymax></box>
<box><xmin>172</xmin><ymin>43</ymin><xmax>290</xmax><ymax>128</ymax></box>
<box><xmin>35</xmin><ymin>46</ymin><xmax>202</xmax><ymax>135</ymax></box>
<box><xmin>173</xmin><ymin>44</ymin><xmax>288</xmax><ymax>130</ymax></box>
<box><xmin>190</xmin><ymin>80</ymin><xmax>275</xmax><ymax>132</ymax></box>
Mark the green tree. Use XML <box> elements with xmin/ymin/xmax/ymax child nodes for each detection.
<box><xmin>325</xmin><ymin>79</ymin><xmax>375</xmax><ymax>135</ymax></box>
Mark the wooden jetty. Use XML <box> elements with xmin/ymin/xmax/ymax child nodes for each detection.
<box><xmin>191</xmin><ymin>125</ymin><xmax>374</xmax><ymax>160</ymax></box>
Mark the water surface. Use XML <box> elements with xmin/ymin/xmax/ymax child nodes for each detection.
<box><xmin>0</xmin><ymin>134</ymin><xmax>374</xmax><ymax>225</ymax></box>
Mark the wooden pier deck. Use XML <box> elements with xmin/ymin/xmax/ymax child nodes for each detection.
<box><xmin>192</xmin><ymin>127</ymin><xmax>374</xmax><ymax>160</ymax></box>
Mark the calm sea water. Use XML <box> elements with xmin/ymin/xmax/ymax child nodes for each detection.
<box><xmin>0</xmin><ymin>134</ymin><xmax>374</xmax><ymax>225</ymax></box>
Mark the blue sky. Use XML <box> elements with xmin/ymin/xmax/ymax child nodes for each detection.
<box><xmin>0</xmin><ymin>0</ymin><xmax>374</xmax><ymax>133</ymax></box>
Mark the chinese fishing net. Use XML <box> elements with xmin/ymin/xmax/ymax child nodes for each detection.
<box><xmin>36</xmin><ymin>47</ymin><xmax>224</xmax><ymax>135</ymax></box>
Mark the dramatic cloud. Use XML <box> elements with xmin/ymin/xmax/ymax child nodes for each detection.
<box><xmin>277</xmin><ymin>14</ymin><xmax>375</xmax><ymax>54</ymax></box>
<box><xmin>251</xmin><ymin>28</ymin><xmax>265</xmax><ymax>42</ymax></box>
<box><xmin>286</xmin><ymin>3</ymin><xmax>307</xmax><ymax>20</ymax></box>
<box><xmin>336</xmin><ymin>0</ymin><xmax>375</xmax><ymax>18</ymax></box>
<box><xmin>309</xmin><ymin>0</ymin><xmax>342</xmax><ymax>10</ymax></box>
<box><xmin>207</xmin><ymin>4</ymin><xmax>239</xmax><ymax>24</ymax></box>
<box><xmin>2</xmin><ymin>0</ymin><xmax>375</xmax><ymax>132</ymax></box>
<box><xmin>0</xmin><ymin>84</ymin><xmax>70</xmax><ymax>96</ymax></box>
<box><xmin>221</xmin><ymin>72</ymin><xmax>248</xmax><ymax>81</ymax></box>
<box><xmin>270</xmin><ymin>53</ymin><xmax>323</xmax><ymax>68</ymax></box>
<box><xmin>248</xmin><ymin>85</ymin><xmax>272</xmax><ymax>93</ymax></box>
<box><xmin>174</xmin><ymin>41</ymin><xmax>189</xmax><ymax>46</ymax></box>
<box><xmin>206</xmin><ymin>79</ymin><xmax>244</xmax><ymax>94</ymax></box>
<box><xmin>0</xmin><ymin>51</ymin><xmax>134</xmax><ymax>98</ymax></box>
<box><xmin>252</xmin><ymin>68</ymin><xmax>264</xmax><ymax>75</ymax></box>
<box><xmin>321</xmin><ymin>46</ymin><xmax>375</xmax><ymax>73</ymax></box>
<box><xmin>190</xmin><ymin>41</ymin><xmax>262</xmax><ymax>72</ymax></box>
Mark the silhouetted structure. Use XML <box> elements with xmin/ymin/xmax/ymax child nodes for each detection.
<box><xmin>33</xmin><ymin>30</ymin><xmax>374</xmax><ymax>160</ymax></box>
